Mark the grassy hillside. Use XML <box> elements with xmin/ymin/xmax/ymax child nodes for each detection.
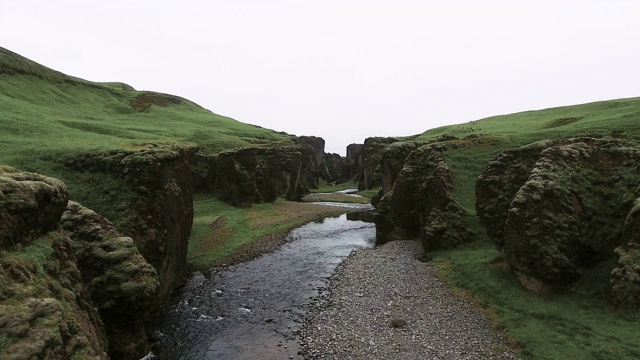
<box><xmin>410</xmin><ymin>99</ymin><xmax>640</xmax><ymax>359</ymax></box>
<box><xmin>415</xmin><ymin>97</ymin><xmax>640</xmax><ymax>213</ymax></box>
<box><xmin>0</xmin><ymin>47</ymin><xmax>292</xmax><ymax>177</ymax></box>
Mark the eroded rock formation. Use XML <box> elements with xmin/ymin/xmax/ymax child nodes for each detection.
<box><xmin>61</xmin><ymin>201</ymin><xmax>159</xmax><ymax>359</ymax></box>
<box><xmin>215</xmin><ymin>144</ymin><xmax>315</xmax><ymax>207</ymax></box>
<box><xmin>65</xmin><ymin>144</ymin><xmax>197</xmax><ymax>302</ymax></box>
<box><xmin>477</xmin><ymin>137</ymin><xmax>640</xmax><ymax>300</ymax></box>
<box><xmin>0</xmin><ymin>168</ymin><xmax>109</xmax><ymax>359</ymax></box>
<box><xmin>346</xmin><ymin>143</ymin><xmax>363</xmax><ymax>181</ymax></box>
<box><xmin>374</xmin><ymin>144</ymin><xmax>474</xmax><ymax>251</ymax></box>
<box><xmin>359</xmin><ymin>137</ymin><xmax>397</xmax><ymax>190</ymax></box>
<box><xmin>321</xmin><ymin>153</ymin><xmax>347</xmax><ymax>184</ymax></box>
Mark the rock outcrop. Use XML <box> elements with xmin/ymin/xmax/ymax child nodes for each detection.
<box><xmin>359</xmin><ymin>137</ymin><xmax>397</xmax><ymax>190</ymax></box>
<box><xmin>346</xmin><ymin>143</ymin><xmax>363</xmax><ymax>181</ymax></box>
<box><xmin>61</xmin><ymin>202</ymin><xmax>159</xmax><ymax>359</ymax></box>
<box><xmin>378</xmin><ymin>142</ymin><xmax>424</xmax><ymax>196</ymax></box>
<box><xmin>321</xmin><ymin>153</ymin><xmax>348</xmax><ymax>184</ymax></box>
<box><xmin>65</xmin><ymin>144</ymin><xmax>198</xmax><ymax>302</ymax></box>
<box><xmin>191</xmin><ymin>152</ymin><xmax>217</xmax><ymax>192</ymax></box>
<box><xmin>215</xmin><ymin>144</ymin><xmax>315</xmax><ymax>207</ymax></box>
<box><xmin>476</xmin><ymin>137</ymin><xmax>640</xmax><ymax>296</ymax></box>
<box><xmin>374</xmin><ymin>144</ymin><xmax>474</xmax><ymax>251</ymax></box>
<box><xmin>0</xmin><ymin>168</ymin><xmax>109</xmax><ymax>359</ymax></box>
<box><xmin>294</xmin><ymin>136</ymin><xmax>324</xmax><ymax>189</ymax></box>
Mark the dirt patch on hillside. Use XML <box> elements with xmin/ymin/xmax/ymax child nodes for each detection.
<box><xmin>130</xmin><ymin>92</ymin><xmax>182</xmax><ymax>111</ymax></box>
<box><xmin>544</xmin><ymin>117</ymin><xmax>583</xmax><ymax>128</ymax></box>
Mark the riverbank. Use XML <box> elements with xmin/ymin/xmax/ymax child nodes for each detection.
<box><xmin>189</xmin><ymin>197</ymin><xmax>370</xmax><ymax>270</ymax></box>
<box><xmin>300</xmin><ymin>240</ymin><xmax>519</xmax><ymax>359</ymax></box>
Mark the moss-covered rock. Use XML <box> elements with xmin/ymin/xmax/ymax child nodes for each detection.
<box><xmin>0</xmin><ymin>167</ymin><xmax>68</xmax><ymax>249</ymax></box>
<box><xmin>65</xmin><ymin>144</ymin><xmax>197</xmax><ymax>303</ymax></box>
<box><xmin>358</xmin><ymin>137</ymin><xmax>397</xmax><ymax>190</ymax></box>
<box><xmin>374</xmin><ymin>144</ymin><xmax>474</xmax><ymax>251</ymax></box>
<box><xmin>475</xmin><ymin>140</ymin><xmax>555</xmax><ymax>248</ymax></box>
<box><xmin>611</xmin><ymin>197</ymin><xmax>640</xmax><ymax>308</ymax></box>
<box><xmin>0</xmin><ymin>169</ymin><xmax>108</xmax><ymax>359</ymax></box>
<box><xmin>477</xmin><ymin>137</ymin><xmax>640</xmax><ymax>293</ymax></box>
<box><xmin>346</xmin><ymin>143</ymin><xmax>363</xmax><ymax>181</ymax></box>
<box><xmin>61</xmin><ymin>201</ymin><xmax>159</xmax><ymax>359</ymax></box>
<box><xmin>378</xmin><ymin>142</ymin><xmax>424</xmax><ymax>196</ymax></box>
<box><xmin>321</xmin><ymin>153</ymin><xmax>347</xmax><ymax>184</ymax></box>
<box><xmin>215</xmin><ymin>144</ymin><xmax>315</xmax><ymax>207</ymax></box>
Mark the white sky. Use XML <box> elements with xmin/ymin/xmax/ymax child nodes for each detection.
<box><xmin>2</xmin><ymin>1</ymin><xmax>640</xmax><ymax>155</ymax></box>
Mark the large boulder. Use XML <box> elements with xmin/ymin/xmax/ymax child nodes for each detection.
<box><xmin>65</xmin><ymin>144</ymin><xmax>197</xmax><ymax>302</ymax></box>
<box><xmin>374</xmin><ymin>144</ymin><xmax>474</xmax><ymax>251</ymax></box>
<box><xmin>0</xmin><ymin>168</ymin><xmax>109</xmax><ymax>359</ymax></box>
<box><xmin>215</xmin><ymin>144</ymin><xmax>315</xmax><ymax>207</ymax></box>
<box><xmin>477</xmin><ymin>137</ymin><xmax>640</xmax><ymax>293</ymax></box>
<box><xmin>61</xmin><ymin>201</ymin><xmax>159</xmax><ymax>359</ymax></box>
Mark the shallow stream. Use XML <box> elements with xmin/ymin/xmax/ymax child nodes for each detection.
<box><xmin>147</xmin><ymin>201</ymin><xmax>375</xmax><ymax>359</ymax></box>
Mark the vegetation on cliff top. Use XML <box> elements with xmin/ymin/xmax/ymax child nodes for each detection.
<box><xmin>402</xmin><ymin>98</ymin><xmax>640</xmax><ymax>359</ymax></box>
<box><xmin>0</xmin><ymin>47</ymin><xmax>293</xmax><ymax>178</ymax></box>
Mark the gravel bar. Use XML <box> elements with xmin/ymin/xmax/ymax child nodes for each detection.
<box><xmin>300</xmin><ymin>240</ymin><xmax>519</xmax><ymax>359</ymax></box>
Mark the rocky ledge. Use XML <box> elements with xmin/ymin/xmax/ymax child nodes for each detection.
<box><xmin>300</xmin><ymin>240</ymin><xmax>518</xmax><ymax>359</ymax></box>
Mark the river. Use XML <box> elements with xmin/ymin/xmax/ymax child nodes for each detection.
<box><xmin>147</xmin><ymin>201</ymin><xmax>376</xmax><ymax>359</ymax></box>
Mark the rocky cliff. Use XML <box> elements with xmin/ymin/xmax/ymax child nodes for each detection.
<box><xmin>65</xmin><ymin>144</ymin><xmax>197</xmax><ymax>302</ymax></box>
<box><xmin>321</xmin><ymin>153</ymin><xmax>348</xmax><ymax>184</ymax></box>
<box><xmin>346</xmin><ymin>143</ymin><xmax>363</xmax><ymax>181</ymax></box>
<box><xmin>359</xmin><ymin>137</ymin><xmax>397</xmax><ymax>190</ymax></box>
<box><xmin>61</xmin><ymin>202</ymin><xmax>159</xmax><ymax>359</ymax></box>
<box><xmin>476</xmin><ymin>137</ymin><xmax>640</xmax><ymax>304</ymax></box>
<box><xmin>215</xmin><ymin>144</ymin><xmax>316</xmax><ymax>207</ymax></box>
<box><xmin>0</xmin><ymin>168</ymin><xmax>108</xmax><ymax>359</ymax></box>
<box><xmin>374</xmin><ymin>144</ymin><xmax>474</xmax><ymax>251</ymax></box>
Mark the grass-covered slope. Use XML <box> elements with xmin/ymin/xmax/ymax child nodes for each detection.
<box><xmin>0</xmin><ymin>46</ymin><xmax>292</xmax><ymax>177</ymax></box>
<box><xmin>407</xmin><ymin>99</ymin><xmax>640</xmax><ymax>359</ymax></box>
<box><xmin>415</xmin><ymin>98</ymin><xmax>640</xmax><ymax>213</ymax></box>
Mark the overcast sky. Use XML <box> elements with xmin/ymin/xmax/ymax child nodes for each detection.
<box><xmin>2</xmin><ymin>1</ymin><xmax>639</xmax><ymax>154</ymax></box>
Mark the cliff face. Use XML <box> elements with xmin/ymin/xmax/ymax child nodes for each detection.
<box><xmin>61</xmin><ymin>202</ymin><xmax>159</xmax><ymax>359</ymax></box>
<box><xmin>346</xmin><ymin>143</ymin><xmax>363</xmax><ymax>181</ymax></box>
<box><xmin>65</xmin><ymin>144</ymin><xmax>198</xmax><ymax>302</ymax></box>
<box><xmin>378</xmin><ymin>142</ymin><xmax>424</xmax><ymax>196</ymax></box>
<box><xmin>321</xmin><ymin>153</ymin><xmax>348</xmax><ymax>184</ymax></box>
<box><xmin>374</xmin><ymin>144</ymin><xmax>474</xmax><ymax>251</ymax></box>
<box><xmin>215</xmin><ymin>144</ymin><xmax>315</xmax><ymax>207</ymax></box>
<box><xmin>0</xmin><ymin>168</ymin><xmax>109</xmax><ymax>359</ymax></box>
<box><xmin>294</xmin><ymin>136</ymin><xmax>324</xmax><ymax>189</ymax></box>
<box><xmin>358</xmin><ymin>137</ymin><xmax>397</xmax><ymax>190</ymax></box>
<box><xmin>476</xmin><ymin>137</ymin><xmax>640</xmax><ymax>302</ymax></box>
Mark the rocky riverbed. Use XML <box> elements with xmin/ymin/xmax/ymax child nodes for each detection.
<box><xmin>300</xmin><ymin>240</ymin><xmax>519</xmax><ymax>359</ymax></box>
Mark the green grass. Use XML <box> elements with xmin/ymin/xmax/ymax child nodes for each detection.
<box><xmin>435</xmin><ymin>242</ymin><xmax>640</xmax><ymax>360</ymax></box>
<box><xmin>357</xmin><ymin>186</ymin><xmax>381</xmax><ymax>198</ymax></box>
<box><xmin>311</xmin><ymin>179</ymin><xmax>359</xmax><ymax>193</ymax></box>
<box><xmin>0</xmin><ymin>47</ymin><xmax>293</xmax><ymax>180</ymax></box>
<box><xmin>414</xmin><ymin>98</ymin><xmax>640</xmax><ymax>359</ymax></box>
<box><xmin>187</xmin><ymin>195</ymin><xmax>337</xmax><ymax>270</ymax></box>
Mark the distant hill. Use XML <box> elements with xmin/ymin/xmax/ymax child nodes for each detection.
<box><xmin>0</xmin><ymin>46</ymin><xmax>293</xmax><ymax>175</ymax></box>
